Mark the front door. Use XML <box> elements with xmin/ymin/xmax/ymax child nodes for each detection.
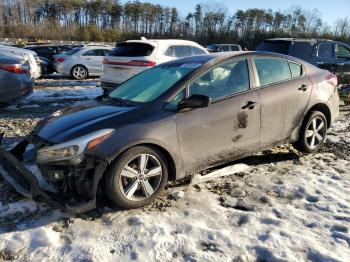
<box><xmin>175</xmin><ymin>58</ymin><xmax>261</xmax><ymax>173</ymax></box>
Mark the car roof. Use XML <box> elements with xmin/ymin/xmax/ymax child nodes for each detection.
<box><xmin>160</xmin><ymin>51</ymin><xmax>308</xmax><ymax>67</ymax></box>
<box><xmin>0</xmin><ymin>45</ymin><xmax>37</xmax><ymax>55</ymax></box>
<box><xmin>125</xmin><ymin>39</ymin><xmax>203</xmax><ymax>47</ymax></box>
<box><xmin>264</xmin><ymin>38</ymin><xmax>337</xmax><ymax>43</ymax></box>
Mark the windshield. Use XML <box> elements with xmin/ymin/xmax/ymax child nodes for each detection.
<box><xmin>109</xmin><ymin>63</ymin><xmax>201</xmax><ymax>103</ymax></box>
<box><xmin>111</xmin><ymin>42</ymin><xmax>154</xmax><ymax>57</ymax></box>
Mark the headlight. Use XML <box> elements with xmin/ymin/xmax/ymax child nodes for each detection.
<box><xmin>37</xmin><ymin>129</ymin><xmax>114</xmax><ymax>164</ymax></box>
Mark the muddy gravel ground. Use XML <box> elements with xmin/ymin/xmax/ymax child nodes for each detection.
<box><xmin>0</xmin><ymin>77</ymin><xmax>350</xmax><ymax>261</ymax></box>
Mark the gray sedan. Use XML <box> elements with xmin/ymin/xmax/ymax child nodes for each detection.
<box><xmin>0</xmin><ymin>52</ymin><xmax>340</xmax><ymax>213</ymax></box>
<box><xmin>0</xmin><ymin>54</ymin><xmax>33</xmax><ymax>104</ymax></box>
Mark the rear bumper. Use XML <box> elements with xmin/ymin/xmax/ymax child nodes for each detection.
<box><xmin>0</xmin><ymin>139</ymin><xmax>107</xmax><ymax>214</ymax></box>
<box><xmin>0</xmin><ymin>78</ymin><xmax>33</xmax><ymax>103</ymax></box>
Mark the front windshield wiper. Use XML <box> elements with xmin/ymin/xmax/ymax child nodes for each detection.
<box><xmin>107</xmin><ymin>96</ymin><xmax>136</xmax><ymax>107</ymax></box>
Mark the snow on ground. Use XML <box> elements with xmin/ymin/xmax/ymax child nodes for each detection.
<box><xmin>0</xmin><ymin>77</ymin><xmax>350</xmax><ymax>261</ymax></box>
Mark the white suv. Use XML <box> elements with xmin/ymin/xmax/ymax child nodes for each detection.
<box><xmin>101</xmin><ymin>39</ymin><xmax>208</xmax><ymax>92</ymax></box>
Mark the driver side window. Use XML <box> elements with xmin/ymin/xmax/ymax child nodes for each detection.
<box><xmin>189</xmin><ymin>59</ymin><xmax>249</xmax><ymax>100</ymax></box>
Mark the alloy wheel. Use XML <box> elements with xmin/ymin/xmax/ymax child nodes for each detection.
<box><xmin>72</xmin><ymin>66</ymin><xmax>87</xmax><ymax>79</ymax></box>
<box><xmin>119</xmin><ymin>154</ymin><xmax>163</xmax><ymax>201</ymax></box>
<box><xmin>305</xmin><ymin>116</ymin><xmax>326</xmax><ymax>149</ymax></box>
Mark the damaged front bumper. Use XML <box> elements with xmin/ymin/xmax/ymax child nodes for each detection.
<box><xmin>0</xmin><ymin>137</ymin><xmax>108</xmax><ymax>214</ymax></box>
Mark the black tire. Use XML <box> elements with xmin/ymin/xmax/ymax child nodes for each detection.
<box><xmin>293</xmin><ymin>111</ymin><xmax>327</xmax><ymax>153</ymax></box>
<box><xmin>70</xmin><ymin>65</ymin><xmax>88</xmax><ymax>80</ymax></box>
<box><xmin>104</xmin><ymin>146</ymin><xmax>168</xmax><ymax>209</ymax></box>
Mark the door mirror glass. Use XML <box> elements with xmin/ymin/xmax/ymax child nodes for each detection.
<box><xmin>178</xmin><ymin>94</ymin><xmax>211</xmax><ymax>111</ymax></box>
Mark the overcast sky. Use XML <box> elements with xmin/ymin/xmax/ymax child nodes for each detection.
<box><xmin>122</xmin><ymin>0</ymin><xmax>350</xmax><ymax>25</ymax></box>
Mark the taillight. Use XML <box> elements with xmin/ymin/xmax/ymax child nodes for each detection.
<box><xmin>103</xmin><ymin>58</ymin><xmax>110</xmax><ymax>65</ymax></box>
<box><xmin>0</xmin><ymin>64</ymin><xmax>29</xmax><ymax>74</ymax></box>
<box><xmin>128</xmin><ymin>60</ymin><xmax>156</xmax><ymax>67</ymax></box>
<box><xmin>103</xmin><ymin>59</ymin><xmax>156</xmax><ymax>67</ymax></box>
<box><xmin>325</xmin><ymin>73</ymin><xmax>338</xmax><ymax>87</ymax></box>
<box><xmin>55</xmin><ymin>57</ymin><xmax>65</xmax><ymax>63</ymax></box>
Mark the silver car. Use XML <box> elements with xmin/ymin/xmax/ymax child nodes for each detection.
<box><xmin>54</xmin><ymin>45</ymin><xmax>112</xmax><ymax>80</ymax></box>
<box><xmin>0</xmin><ymin>54</ymin><xmax>33</xmax><ymax>104</ymax></box>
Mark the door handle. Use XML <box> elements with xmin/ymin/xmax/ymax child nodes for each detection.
<box><xmin>85</xmin><ymin>58</ymin><xmax>91</xmax><ymax>60</ymax></box>
<box><xmin>298</xmin><ymin>84</ymin><xmax>310</xmax><ymax>91</ymax></box>
<box><xmin>337</xmin><ymin>63</ymin><xmax>345</xmax><ymax>66</ymax></box>
<box><xmin>241</xmin><ymin>101</ymin><xmax>256</xmax><ymax>110</ymax></box>
<box><xmin>316</xmin><ymin>61</ymin><xmax>324</xmax><ymax>65</ymax></box>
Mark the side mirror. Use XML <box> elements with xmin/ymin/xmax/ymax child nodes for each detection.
<box><xmin>178</xmin><ymin>94</ymin><xmax>211</xmax><ymax>111</ymax></box>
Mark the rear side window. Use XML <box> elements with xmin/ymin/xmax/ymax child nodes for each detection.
<box><xmin>254</xmin><ymin>58</ymin><xmax>291</xmax><ymax>86</ymax></box>
<box><xmin>289</xmin><ymin>62</ymin><xmax>303</xmax><ymax>78</ymax></box>
<box><xmin>175</xmin><ymin>46</ymin><xmax>192</xmax><ymax>58</ymax></box>
<box><xmin>289</xmin><ymin>42</ymin><xmax>314</xmax><ymax>61</ymax></box>
<box><xmin>221</xmin><ymin>46</ymin><xmax>230</xmax><ymax>52</ymax></box>
<box><xmin>318</xmin><ymin>43</ymin><xmax>334</xmax><ymax>59</ymax></box>
<box><xmin>191</xmin><ymin>47</ymin><xmax>206</xmax><ymax>55</ymax></box>
<box><xmin>256</xmin><ymin>41</ymin><xmax>291</xmax><ymax>54</ymax></box>
<box><xmin>231</xmin><ymin>45</ymin><xmax>241</xmax><ymax>51</ymax></box>
<box><xmin>111</xmin><ymin>43</ymin><xmax>154</xmax><ymax>57</ymax></box>
<box><xmin>83</xmin><ymin>49</ymin><xmax>104</xmax><ymax>56</ymax></box>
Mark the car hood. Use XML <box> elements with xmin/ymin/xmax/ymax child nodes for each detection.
<box><xmin>34</xmin><ymin>100</ymin><xmax>141</xmax><ymax>144</ymax></box>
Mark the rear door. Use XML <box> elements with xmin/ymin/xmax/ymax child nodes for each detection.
<box><xmin>174</xmin><ymin>58</ymin><xmax>261</xmax><ymax>172</ymax></box>
<box><xmin>335</xmin><ymin>43</ymin><xmax>350</xmax><ymax>85</ymax></box>
<box><xmin>81</xmin><ymin>49</ymin><xmax>105</xmax><ymax>73</ymax></box>
<box><xmin>253</xmin><ymin>56</ymin><xmax>312</xmax><ymax>147</ymax></box>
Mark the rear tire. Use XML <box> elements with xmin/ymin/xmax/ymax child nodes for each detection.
<box><xmin>104</xmin><ymin>146</ymin><xmax>168</xmax><ymax>209</ymax></box>
<box><xmin>293</xmin><ymin>111</ymin><xmax>327</xmax><ymax>153</ymax></box>
<box><xmin>70</xmin><ymin>65</ymin><xmax>88</xmax><ymax>80</ymax></box>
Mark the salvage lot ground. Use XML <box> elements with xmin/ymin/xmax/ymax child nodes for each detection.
<box><xmin>0</xmin><ymin>77</ymin><xmax>350</xmax><ymax>261</ymax></box>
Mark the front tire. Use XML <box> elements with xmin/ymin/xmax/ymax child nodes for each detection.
<box><xmin>293</xmin><ymin>111</ymin><xmax>327</xmax><ymax>153</ymax></box>
<box><xmin>71</xmin><ymin>65</ymin><xmax>88</xmax><ymax>80</ymax></box>
<box><xmin>104</xmin><ymin>146</ymin><xmax>168</xmax><ymax>209</ymax></box>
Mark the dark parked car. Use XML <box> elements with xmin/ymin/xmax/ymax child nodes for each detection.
<box><xmin>207</xmin><ymin>44</ymin><xmax>242</xmax><ymax>53</ymax></box>
<box><xmin>25</xmin><ymin>45</ymin><xmax>73</xmax><ymax>62</ymax></box>
<box><xmin>256</xmin><ymin>38</ymin><xmax>350</xmax><ymax>86</ymax></box>
<box><xmin>39</xmin><ymin>56</ymin><xmax>55</xmax><ymax>76</ymax></box>
<box><xmin>0</xmin><ymin>52</ymin><xmax>339</xmax><ymax>213</ymax></box>
<box><xmin>0</xmin><ymin>54</ymin><xmax>33</xmax><ymax>105</ymax></box>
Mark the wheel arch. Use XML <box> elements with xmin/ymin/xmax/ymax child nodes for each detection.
<box><xmin>104</xmin><ymin>142</ymin><xmax>178</xmax><ymax>181</ymax></box>
<box><xmin>306</xmin><ymin>103</ymin><xmax>331</xmax><ymax>128</ymax></box>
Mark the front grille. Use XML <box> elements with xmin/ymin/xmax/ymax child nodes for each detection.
<box><xmin>0</xmin><ymin>155</ymin><xmax>31</xmax><ymax>192</ymax></box>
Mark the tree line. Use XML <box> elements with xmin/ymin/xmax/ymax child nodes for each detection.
<box><xmin>0</xmin><ymin>0</ymin><xmax>349</xmax><ymax>49</ymax></box>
